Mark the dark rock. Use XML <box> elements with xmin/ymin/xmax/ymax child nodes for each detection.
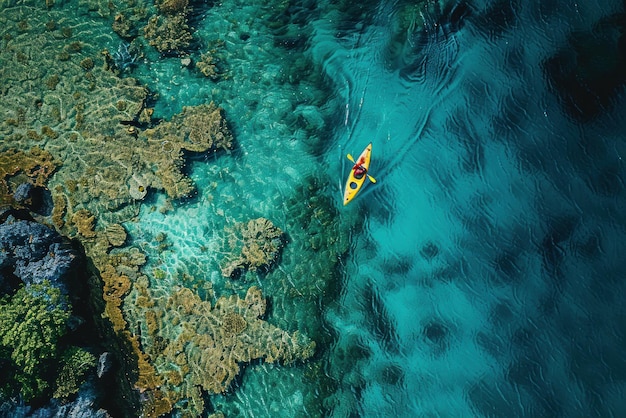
<box><xmin>13</xmin><ymin>182</ymin><xmax>33</xmax><ymax>203</ymax></box>
<box><xmin>0</xmin><ymin>216</ymin><xmax>77</xmax><ymax>294</ymax></box>
<box><xmin>1</xmin><ymin>383</ymin><xmax>111</xmax><ymax>418</ymax></box>
<box><xmin>13</xmin><ymin>183</ymin><xmax>54</xmax><ymax>216</ymax></box>
<box><xmin>12</xmin><ymin>183</ymin><xmax>54</xmax><ymax>216</ymax></box>
<box><xmin>30</xmin><ymin>186</ymin><xmax>54</xmax><ymax>216</ymax></box>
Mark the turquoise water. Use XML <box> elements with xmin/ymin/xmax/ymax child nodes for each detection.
<box><xmin>125</xmin><ymin>0</ymin><xmax>626</xmax><ymax>416</ymax></box>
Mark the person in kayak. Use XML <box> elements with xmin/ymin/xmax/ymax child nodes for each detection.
<box><xmin>353</xmin><ymin>163</ymin><xmax>367</xmax><ymax>179</ymax></box>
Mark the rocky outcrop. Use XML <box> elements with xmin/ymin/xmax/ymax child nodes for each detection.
<box><xmin>0</xmin><ymin>215</ymin><xmax>76</xmax><ymax>294</ymax></box>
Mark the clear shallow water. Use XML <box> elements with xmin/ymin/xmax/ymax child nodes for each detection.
<box><xmin>21</xmin><ymin>0</ymin><xmax>621</xmax><ymax>415</ymax></box>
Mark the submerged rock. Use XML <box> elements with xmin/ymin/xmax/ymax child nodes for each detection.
<box><xmin>2</xmin><ymin>384</ymin><xmax>111</xmax><ymax>418</ymax></box>
<box><xmin>12</xmin><ymin>182</ymin><xmax>33</xmax><ymax>203</ymax></box>
<box><xmin>544</xmin><ymin>11</ymin><xmax>626</xmax><ymax>121</ymax></box>
<box><xmin>97</xmin><ymin>352</ymin><xmax>113</xmax><ymax>378</ymax></box>
<box><xmin>12</xmin><ymin>183</ymin><xmax>54</xmax><ymax>216</ymax></box>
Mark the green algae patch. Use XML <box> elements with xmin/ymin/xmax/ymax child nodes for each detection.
<box><xmin>53</xmin><ymin>347</ymin><xmax>97</xmax><ymax>399</ymax></box>
<box><xmin>0</xmin><ymin>282</ymin><xmax>83</xmax><ymax>402</ymax></box>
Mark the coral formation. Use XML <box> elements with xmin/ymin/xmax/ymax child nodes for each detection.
<box><xmin>147</xmin><ymin>102</ymin><xmax>234</xmax><ymax>152</ymax></box>
<box><xmin>112</xmin><ymin>13</ymin><xmax>135</xmax><ymax>39</ymax></box>
<box><xmin>144</xmin><ymin>0</ymin><xmax>195</xmax><ymax>55</ymax></box>
<box><xmin>220</xmin><ymin>217</ymin><xmax>286</xmax><ymax>277</ymax></box>
<box><xmin>0</xmin><ymin>148</ymin><xmax>58</xmax><ymax>206</ymax></box>
<box><xmin>91</xmin><ymin>245</ymin><xmax>166</xmax><ymax>412</ymax></box>
<box><xmin>110</xmin><ymin>41</ymin><xmax>139</xmax><ymax>74</ymax></box>
<box><xmin>71</xmin><ymin>208</ymin><xmax>97</xmax><ymax>239</ymax></box>
<box><xmin>196</xmin><ymin>43</ymin><xmax>226</xmax><ymax>80</ymax></box>
<box><xmin>2</xmin><ymin>9</ymin><xmax>233</xmax><ymax>226</ymax></box>
<box><xmin>110</xmin><ymin>7</ymin><xmax>150</xmax><ymax>41</ymax></box>
<box><xmin>136</xmin><ymin>285</ymin><xmax>315</xmax><ymax>415</ymax></box>
<box><xmin>80</xmin><ymin>57</ymin><xmax>95</xmax><ymax>71</ymax></box>
<box><xmin>144</xmin><ymin>14</ymin><xmax>193</xmax><ymax>55</ymax></box>
<box><xmin>196</xmin><ymin>52</ymin><xmax>219</xmax><ymax>79</ymax></box>
<box><xmin>104</xmin><ymin>223</ymin><xmax>127</xmax><ymax>247</ymax></box>
<box><xmin>156</xmin><ymin>0</ymin><xmax>189</xmax><ymax>15</ymax></box>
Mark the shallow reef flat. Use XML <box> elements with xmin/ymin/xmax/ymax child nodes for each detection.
<box><xmin>1</xmin><ymin>0</ymin><xmax>359</xmax><ymax>416</ymax></box>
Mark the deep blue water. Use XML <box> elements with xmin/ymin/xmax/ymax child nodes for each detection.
<box><xmin>313</xmin><ymin>0</ymin><xmax>626</xmax><ymax>416</ymax></box>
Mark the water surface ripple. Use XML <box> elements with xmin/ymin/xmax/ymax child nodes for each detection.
<box><xmin>316</xmin><ymin>0</ymin><xmax>626</xmax><ymax>416</ymax></box>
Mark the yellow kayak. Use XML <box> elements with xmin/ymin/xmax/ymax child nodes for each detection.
<box><xmin>343</xmin><ymin>143</ymin><xmax>372</xmax><ymax>205</ymax></box>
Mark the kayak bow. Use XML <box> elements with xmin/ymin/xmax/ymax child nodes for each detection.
<box><xmin>343</xmin><ymin>143</ymin><xmax>373</xmax><ymax>206</ymax></box>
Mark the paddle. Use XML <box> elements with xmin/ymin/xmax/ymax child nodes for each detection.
<box><xmin>347</xmin><ymin>154</ymin><xmax>377</xmax><ymax>183</ymax></box>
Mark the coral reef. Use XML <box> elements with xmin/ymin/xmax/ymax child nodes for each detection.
<box><xmin>0</xmin><ymin>14</ymin><xmax>174</xmax><ymax>395</ymax></box>
<box><xmin>144</xmin><ymin>14</ymin><xmax>193</xmax><ymax>55</ymax></box>
<box><xmin>2</xmin><ymin>14</ymin><xmax>233</xmax><ymax>227</ymax></box>
<box><xmin>0</xmin><ymin>148</ymin><xmax>58</xmax><ymax>206</ymax></box>
<box><xmin>135</xmin><ymin>285</ymin><xmax>315</xmax><ymax>415</ymax></box>
<box><xmin>195</xmin><ymin>42</ymin><xmax>226</xmax><ymax>80</ymax></box>
<box><xmin>71</xmin><ymin>208</ymin><xmax>97</xmax><ymax>239</ymax></box>
<box><xmin>0</xmin><ymin>6</ymin><xmax>232</xmax><ymax>217</ymax></box>
<box><xmin>88</xmin><ymin>243</ymin><xmax>166</xmax><ymax>415</ymax></box>
<box><xmin>220</xmin><ymin>217</ymin><xmax>286</xmax><ymax>277</ymax></box>
<box><xmin>111</xmin><ymin>8</ymin><xmax>150</xmax><ymax>40</ymax></box>
<box><xmin>196</xmin><ymin>52</ymin><xmax>220</xmax><ymax>79</ymax></box>
<box><xmin>104</xmin><ymin>223</ymin><xmax>127</xmax><ymax>247</ymax></box>
<box><xmin>139</xmin><ymin>102</ymin><xmax>234</xmax><ymax>199</ymax></box>
<box><xmin>143</xmin><ymin>0</ymin><xmax>194</xmax><ymax>55</ymax></box>
<box><xmin>111</xmin><ymin>41</ymin><xmax>139</xmax><ymax>74</ymax></box>
<box><xmin>112</xmin><ymin>13</ymin><xmax>136</xmax><ymax>39</ymax></box>
<box><xmin>97</xmin><ymin>247</ymin><xmax>147</xmax><ymax>333</ymax></box>
<box><xmin>156</xmin><ymin>0</ymin><xmax>189</xmax><ymax>15</ymax></box>
<box><xmin>147</xmin><ymin>102</ymin><xmax>234</xmax><ymax>153</ymax></box>
<box><xmin>0</xmin><ymin>7</ymin><xmax>143</xmax><ymax>414</ymax></box>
